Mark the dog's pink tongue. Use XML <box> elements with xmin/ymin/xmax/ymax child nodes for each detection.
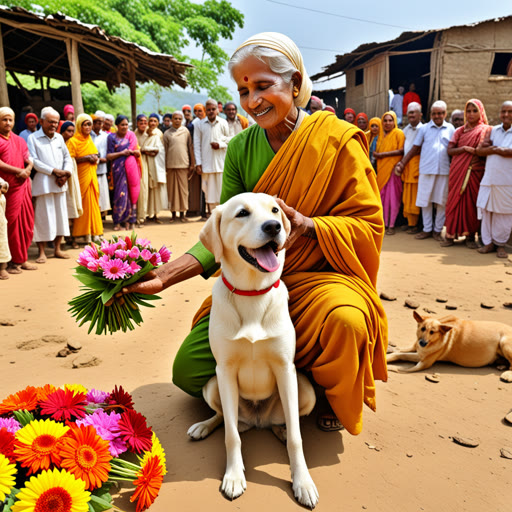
<box><xmin>248</xmin><ymin>246</ymin><xmax>280</xmax><ymax>272</ymax></box>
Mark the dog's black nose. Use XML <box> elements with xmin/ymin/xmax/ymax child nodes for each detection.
<box><xmin>419</xmin><ymin>339</ymin><xmax>428</xmax><ymax>347</ymax></box>
<box><xmin>262</xmin><ymin>220</ymin><xmax>281</xmax><ymax>237</ymax></box>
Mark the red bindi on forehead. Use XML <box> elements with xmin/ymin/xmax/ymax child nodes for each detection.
<box><xmin>244</xmin><ymin>76</ymin><xmax>248</xmax><ymax>82</ymax></box>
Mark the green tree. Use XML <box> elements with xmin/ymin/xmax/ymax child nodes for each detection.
<box><xmin>9</xmin><ymin>0</ymin><xmax>244</xmax><ymax>98</ymax></box>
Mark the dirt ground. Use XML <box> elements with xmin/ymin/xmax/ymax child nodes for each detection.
<box><xmin>1</xmin><ymin>212</ymin><xmax>511</xmax><ymax>512</ymax></box>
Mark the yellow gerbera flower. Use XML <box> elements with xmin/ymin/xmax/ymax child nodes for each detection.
<box><xmin>63</xmin><ymin>384</ymin><xmax>88</xmax><ymax>396</ymax></box>
<box><xmin>0</xmin><ymin>453</ymin><xmax>17</xmax><ymax>501</ymax></box>
<box><xmin>14</xmin><ymin>419</ymin><xmax>69</xmax><ymax>475</ymax></box>
<box><xmin>12</xmin><ymin>468</ymin><xmax>90</xmax><ymax>512</ymax></box>
<box><xmin>138</xmin><ymin>432</ymin><xmax>167</xmax><ymax>475</ymax></box>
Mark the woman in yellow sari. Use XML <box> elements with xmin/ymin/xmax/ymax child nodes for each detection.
<box><xmin>126</xmin><ymin>33</ymin><xmax>388</xmax><ymax>436</ymax></box>
<box><xmin>373</xmin><ymin>111</ymin><xmax>405</xmax><ymax>234</ymax></box>
<box><xmin>67</xmin><ymin>114</ymin><xmax>103</xmax><ymax>242</ymax></box>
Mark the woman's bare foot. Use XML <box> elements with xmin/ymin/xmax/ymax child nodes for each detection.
<box><xmin>0</xmin><ymin>269</ymin><xmax>9</xmax><ymax>280</ymax></box>
<box><xmin>21</xmin><ymin>262</ymin><xmax>38</xmax><ymax>270</ymax></box>
<box><xmin>7</xmin><ymin>263</ymin><xmax>22</xmax><ymax>274</ymax></box>
<box><xmin>35</xmin><ymin>255</ymin><xmax>47</xmax><ymax>264</ymax></box>
<box><xmin>54</xmin><ymin>250</ymin><xmax>70</xmax><ymax>259</ymax></box>
<box><xmin>113</xmin><ymin>224</ymin><xmax>121</xmax><ymax>231</ymax></box>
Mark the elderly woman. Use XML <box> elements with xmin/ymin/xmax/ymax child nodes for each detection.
<box><xmin>107</xmin><ymin>115</ymin><xmax>141</xmax><ymax>231</ymax></box>
<box><xmin>127</xmin><ymin>33</ymin><xmax>388</xmax><ymax>436</ymax></box>
<box><xmin>136</xmin><ymin>113</ymin><xmax>167</xmax><ymax>224</ymax></box>
<box><xmin>67</xmin><ymin>114</ymin><xmax>103</xmax><ymax>243</ymax></box>
<box><xmin>373</xmin><ymin>111</ymin><xmax>405</xmax><ymax>235</ymax></box>
<box><xmin>442</xmin><ymin>99</ymin><xmax>490</xmax><ymax>248</ymax></box>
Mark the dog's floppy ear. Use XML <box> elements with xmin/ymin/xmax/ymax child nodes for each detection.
<box><xmin>413</xmin><ymin>310</ymin><xmax>426</xmax><ymax>324</ymax></box>
<box><xmin>439</xmin><ymin>324</ymin><xmax>453</xmax><ymax>335</ymax></box>
<box><xmin>278</xmin><ymin>204</ymin><xmax>291</xmax><ymax>237</ymax></box>
<box><xmin>199</xmin><ymin>206</ymin><xmax>224</xmax><ymax>262</ymax></box>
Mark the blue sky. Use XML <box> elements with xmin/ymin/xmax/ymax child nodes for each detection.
<box><xmin>197</xmin><ymin>0</ymin><xmax>512</xmax><ymax>98</ymax></box>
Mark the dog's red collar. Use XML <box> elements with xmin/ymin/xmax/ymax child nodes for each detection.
<box><xmin>221</xmin><ymin>273</ymin><xmax>280</xmax><ymax>296</ymax></box>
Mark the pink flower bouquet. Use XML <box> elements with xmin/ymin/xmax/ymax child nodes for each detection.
<box><xmin>68</xmin><ymin>233</ymin><xmax>170</xmax><ymax>335</ymax></box>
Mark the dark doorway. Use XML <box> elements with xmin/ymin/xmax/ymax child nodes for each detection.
<box><xmin>389</xmin><ymin>52</ymin><xmax>431</xmax><ymax>121</ymax></box>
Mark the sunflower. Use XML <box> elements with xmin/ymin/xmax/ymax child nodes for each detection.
<box><xmin>117</xmin><ymin>410</ymin><xmax>153</xmax><ymax>454</ymax></box>
<box><xmin>0</xmin><ymin>427</ymin><xmax>16</xmax><ymax>463</ymax></box>
<box><xmin>139</xmin><ymin>432</ymin><xmax>167</xmax><ymax>475</ymax></box>
<box><xmin>130</xmin><ymin>455</ymin><xmax>164</xmax><ymax>512</ymax></box>
<box><xmin>39</xmin><ymin>389</ymin><xmax>87</xmax><ymax>422</ymax></box>
<box><xmin>14</xmin><ymin>419</ymin><xmax>69</xmax><ymax>475</ymax></box>
<box><xmin>0</xmin><ymin>452</ymin><xmax>17</xmax><ymax>502</ymax></box>
<box><xmin>58</xmin><ymin>424</ymin><xmax>112</xmax><ymax>490</ymax></box>
<box><xmin>0</xmin><ymin>386</ymin><xmax>39</xmax><ymax>415</ymax></box>
<box><xmin>11</xmin><ymin>468</ymin><xmax>90</xmax><ymax>512</ymax></box>
<box><xmin>63</xmin><ymin>384</ymin><xmax>88</xmax><ymax>397</ymax></box>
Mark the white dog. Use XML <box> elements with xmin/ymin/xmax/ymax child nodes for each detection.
<box><xmin>187</xmin><ymin>192</ymin><xmax>319</xmax><ymax>508</ymax></box>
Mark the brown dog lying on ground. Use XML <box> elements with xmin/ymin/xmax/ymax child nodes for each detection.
<box><xmin>387</xmin><ymin>311</ymin><xmax>512</xmax><ymax>377</ymax></box>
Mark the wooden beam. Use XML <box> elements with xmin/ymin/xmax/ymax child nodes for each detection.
<box><xmin>128</xmin><ymin>61</ymin><xmax>136</xmax><ymax>124</ymax></box>
<box><xmin>0</xmin><ymin>25</ymin><xmax>9</xmax><ymax>106</ymax></box>
<box><xmin>66</xmin><ymin>38</ymin><xmax>83</xmax><ymax>115</ymax></box>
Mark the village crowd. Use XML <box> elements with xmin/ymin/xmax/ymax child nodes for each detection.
<box><xmin>321</xmin><ymin>94</ymin><xmax>512</xmax><ymax>259</ymax></box>
<box><xmin>0</xmin><ymin>91</ymin><xmax>511</xmax><ymax>279</ymax></box>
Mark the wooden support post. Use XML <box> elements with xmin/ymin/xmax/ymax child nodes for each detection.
<box><xmin>128</xmin><ymin>61</ymin><xmax>136</xmax><ymax>125</ymax></box>
<box><xmin>66</xmin><ymin>38</ymin><xmax>83</xmax><ymax>115</ymax></box>
<box><xmin>0</xmin><ymin>25</ymin><xmax>10</xmax><ymax>107</ymax></box>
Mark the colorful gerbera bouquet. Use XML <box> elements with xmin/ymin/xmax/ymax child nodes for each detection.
<box><xmin>68</xmin><ymin>233</ymin><xmax>170</xmax><ymax>335</ymax></box>
<box><xmin>0</xmin><ymin>384</ymin><xmax>166</xmax><ymax>512</ymax></box>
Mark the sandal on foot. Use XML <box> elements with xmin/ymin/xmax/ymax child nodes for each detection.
<box><xmin>317</xmin><ymin>414</ymin><xmax>344</xmax><ymax>432</ymax></box>
<box><xmin>497</xmin><ymin>246</ymin><xmax>508</xmax><ymax>258</ymax></box>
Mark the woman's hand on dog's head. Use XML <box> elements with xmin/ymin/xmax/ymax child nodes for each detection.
<box><xmin>275</xmin><ymin>198</ymin><xmax>316</xmax><ymax>250</ymax></box>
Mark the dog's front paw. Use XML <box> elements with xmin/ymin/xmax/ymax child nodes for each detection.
<box><xmin>221</xmin><ymin>470</ymin><xmax>246</xmax><ymax>500</ymax></box>
<box><xmin>187</xmin><ymin>421</ymin><xmax>213</xmax><ymax>440</ymax></box>
<box><xmin>293</xmin><ymin>474</ymin><xmax>319</xmax><ymax>509</ymax></box>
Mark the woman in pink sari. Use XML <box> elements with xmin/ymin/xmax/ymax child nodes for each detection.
<box><xmin>442</xmin><ymin>99</ymin><xmax>490</xmax><ymax>248</ymax></box>
<box><xmin>106</xmin><ymin>116</ymin><xmax>141</xmax><ymax>231</ymax></box>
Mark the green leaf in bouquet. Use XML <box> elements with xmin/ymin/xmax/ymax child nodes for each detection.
<box><xmin>100</xmin><ymin>282</ymin><xmax>124</xmax><ymax>305</ymax></box>
<box><xmin>2</xmin><ymin>488</ymin><xmax>20</xmax><ymax>512</ymax></box>
<box><xmin>88</xmin><ymin>494</ymin><xmax>113</xmax><ymax>512</ymax></box>
<box><xmin>87</xmin><ymin>300</ymin><xmax>103</xmax><ymax>335</ymax></box>
<box><xmin>120</xmin><ymin>261</ymin><xmax>155</xmax><ymax>288</ymax></box>
<box><xmin>13</xmin><ymin>409</ymin><xmax>34</xmax><ymax>426</ymax></box>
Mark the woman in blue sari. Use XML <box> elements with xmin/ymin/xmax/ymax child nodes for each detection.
<box><xmin>106</xmin><ymin>116</ymin><xmax>141</xmax><ymax>230</ymax></box>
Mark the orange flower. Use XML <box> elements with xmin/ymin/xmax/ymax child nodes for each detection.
<box><xmin>0</xmin><ymin>386</ymin><xmax>38</xmax><ymax>415</ymax></box>
<box><xmin>130</xmin><ymin>455</ymin><xmax>163</xmax><ymax>512</ymax></box>
<box><xmin>34</xmin><ymin>384</ymin><xmax>58</xmax><ymax>402</ymax></box>
<box><xmin>58</xmin><ymin>425</ymin><xmax>112</xmax><ymax>490</ymax></box>
<box><xmin>14</xmin><ymin>419</ymin><xmax>69</xmax><ymax>475</ymax></box>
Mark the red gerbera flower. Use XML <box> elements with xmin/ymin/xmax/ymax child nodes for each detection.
<box><xmin>0</xmin><ymin>386</ymin><xmax>39</xmax><ymax>415</ymax></box>
<box><xmin>0</xmin><ymin>428</ymin><xmax>16</xmax><ymax>463</ymax></box>
<box><xmin>130</xmin><ymin>455</ymin><xmax>164</xmax><ymax>512</ymax></box>
<box><xmin>39</xmin><ymin>389</ymin><xmax>87</xmax><ymax>422</ymax></box>
<box><xmin>58</xmin><ymin>424</ymin><xmax>112</xmax><ymax>490</ymax></box>
<box><xmin>117</xmin><ymin>410</ymin><xmax>152</xmax><ymax>454</ymax></box>
<box><xmin>106</xmin><ymin>385</ymin><xmax>134</xmax><ymax>412</ymax></box>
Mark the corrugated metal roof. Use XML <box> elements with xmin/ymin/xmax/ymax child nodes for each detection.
<box><xmin>311</xmin><ymin>15</ymin><xmax>512</xmax><ymax>81</ymax></box>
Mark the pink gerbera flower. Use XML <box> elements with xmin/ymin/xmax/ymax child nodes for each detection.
<box><xmin>140</xmin><ymin>249</ymin><xmax>153</xmax><ymax>262</ymax></box>
<box><xmin>136</xmin><ymin>238</ymin><xmax>151</xmax><ymax>248</ymax></box>
<box><xmin>0</xmin><ymin>418</ymin><xmax>21</xmax><ymax>434</ymax></box>
<box><xmin>115</xmin><ymin>249</ymin><xmax>128</xmax><ymax>260</ymax></box>
<box><xmin>87</xmin><ymin>259</ymin><xmax>101</xmax><ymax>272</ymax></box>
<box><xmin>126</xmin><ymin>261</ymin><xmax>141</xmax><ymax>275</ymax></box>
<box><xmin>101</xmin><ymin>258</ymin><xmax>130</xmax><ymax>280</ymax></box>
<box><xmin>158</xmin><ymin>246</ymin><xmax>171</xmax><ymax>263</ymax></box>
<box><xmin>128</xmin><ymin>246</ymin><xmax>140</xmax><ymax>259</ymax></box>
<box><xmin>100</xmin><ymin>240</ymin><xmax>118</xmax><ymax>256</ymax></box>
<box><xmin>85</xmin><ymin>389</ymin><xmax>109</xmax><ymax>405</ymax></box>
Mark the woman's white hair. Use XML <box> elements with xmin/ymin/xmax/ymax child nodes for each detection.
<box><xmin>431</xmin><ymin>100</ymin><xmax>447</xmax><ymax>111</ymax></box>
<box><xmin>228</xmin><ymin>46</ymin><xmax>300</xmax><ymax>106</ymax></box>
<box><xmin>40</xmin><ymin>106</ymin><xmax>60</xmax><ymax>120</ymax></box>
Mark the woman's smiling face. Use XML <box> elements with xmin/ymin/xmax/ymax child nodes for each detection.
<box><xmin>231</xmin><ymin>55</ymin><xmax>296</xmax><ymax>131</ymax></box>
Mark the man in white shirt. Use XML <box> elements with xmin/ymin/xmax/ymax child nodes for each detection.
<box><xmin>476</xmin><ymin>101</ymin><xmax>512</xmax><ymax>258</ymax></box>
<box><xmin>224</xmin><ymin>102</ymin><xmax>248</xmax><ymax>139</ymax></box>
<box><xmin>91</xmin><ymin>111</ymin><xmax>111</xmax><ymax>216</ymax></box>
<box><xmin>395</xmin><ymin>102</ymin><xmax>423</xmax><ymax>233</ymax></box>
<box><xmin>193</xmin><ymin>98</ymin><xmax>230</xmax><ymax>215</ymax></box>
<box><xmin>396</xmin><ymin>100</ymin><xmax>454</xmax><ymax>241</ymax></box>
<box><xmin>390</xmin><ymin>86</ymin><xmax>405</xmax><ymax>126</ymax></box>
<box><xmin>27</xmin><ymin>107</ymin><xmax>73</xmax><ymax>263</ymax></box>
